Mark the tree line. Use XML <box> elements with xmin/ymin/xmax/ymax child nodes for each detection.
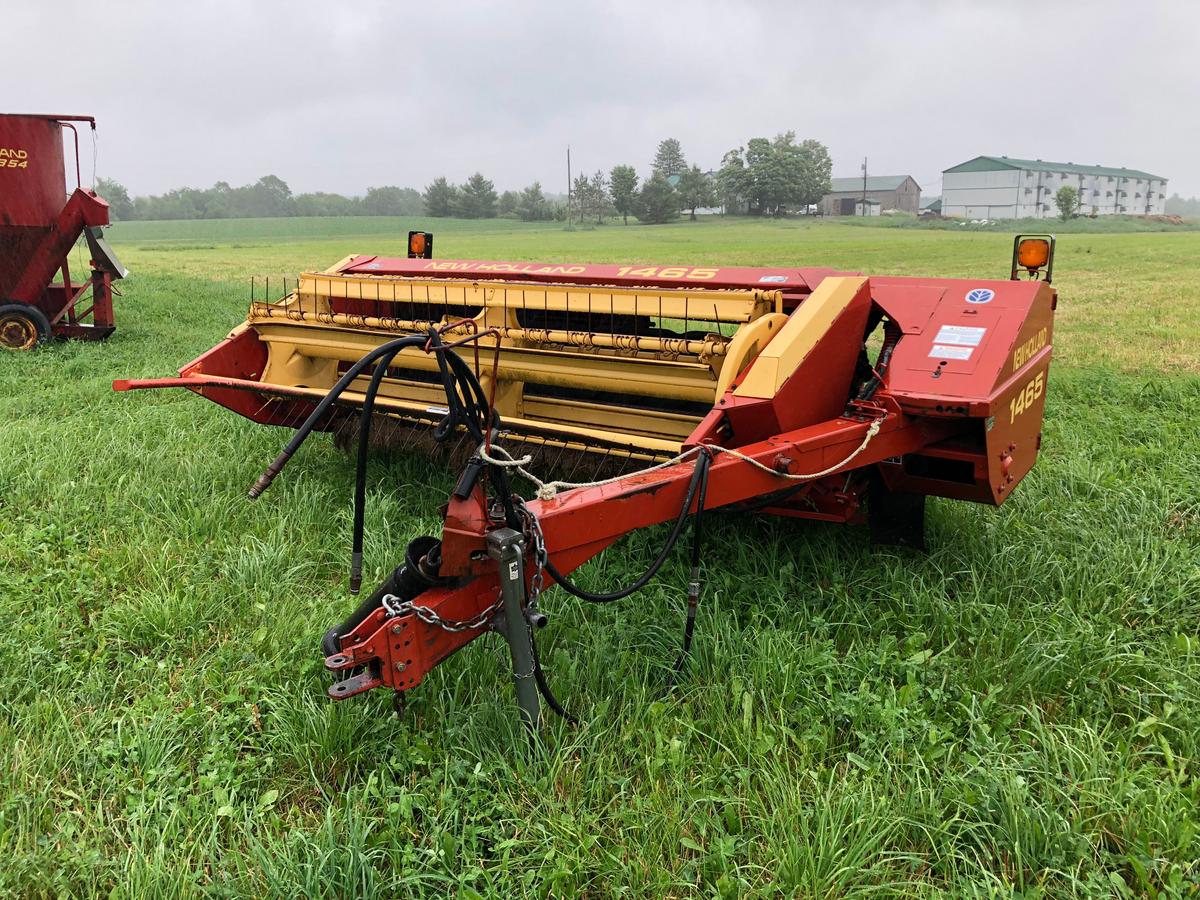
<box><xmin>566</xmin><ymin>132</ymin><xmax>832</xmax><ymax>224</ymax></box>
<box><xmin>96</xmin><ymin>132</ymin><xmax>833</xmax><ymax>224</ymax></box>
<box><xmin>95</xmin><ymin>175</ymin><xmax>423</xmax><ymax>221</ymax></box>
<box><xmin>1165</xmin><ymin>194</ymin><xmax>1200</xmax><ymax>217</ymax></box>
<box><xmin>427</xmin><ymin>134</ymin><xmax>832</xmax><ymax>227</ymax></box>
<box><xmin>421</xmin><ymin>174</ymin><xmax>565</xmax><ymax>221</ymax></box>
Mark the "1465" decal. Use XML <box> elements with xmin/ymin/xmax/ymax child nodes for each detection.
<box><xmin>614</xmin><ymin>266</ymin><xmax>719</xmax><ymax>279</ymax></box>
<box><xmin>1009</xmin><ymin>371</ymin><xmax>1045</xmax><ymax>424</ymax></box>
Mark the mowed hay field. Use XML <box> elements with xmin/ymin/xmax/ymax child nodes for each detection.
<box><xmin>1</xmin><ymin>216</ymin><xmax>1198</xmax><ymax>897</ymax></box>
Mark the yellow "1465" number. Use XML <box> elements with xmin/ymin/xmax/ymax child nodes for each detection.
<box><xmin>614</xmin><ymin>266</ymin><xmax>718</xmax><ymax>279</ymax></box>
<box><xmin>1009</xmin><ymin>372</ymin><xmax>1045</xmax><ymax>424</ymax></box>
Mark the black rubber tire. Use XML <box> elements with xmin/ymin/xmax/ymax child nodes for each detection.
<box><xmin>0</xmin><ymin>303</ymin><xmax>51</xmax><ymax>351</ymax></box>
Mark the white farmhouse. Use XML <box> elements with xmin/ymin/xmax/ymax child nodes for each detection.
<box><xmin>941</xmin><ymin>156</ymin><xmax>1168</xmax><ymax>219</ymax></box>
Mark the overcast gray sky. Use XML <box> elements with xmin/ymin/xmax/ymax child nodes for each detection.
<box><xmin>7</xmin><ymin>0</ymin><xmax>1198</xmax><ymax>197</ymax></box>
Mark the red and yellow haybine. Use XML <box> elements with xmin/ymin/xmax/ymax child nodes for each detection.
<box><xmin>115</xmin><ymin>233</ymin><xmax>1056</xmax><ymax>732</ymax></box>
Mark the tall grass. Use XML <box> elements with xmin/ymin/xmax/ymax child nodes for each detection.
<box><xmin>0</xmin><ymin>218</ymin><xmax>1197</xmax><ymax>896</ymax></box>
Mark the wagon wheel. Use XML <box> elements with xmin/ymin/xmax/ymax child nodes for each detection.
<box><xmin>0</xmin><ymin>304</ymin><xmax>51</xmax><ymax>351</ymax></box>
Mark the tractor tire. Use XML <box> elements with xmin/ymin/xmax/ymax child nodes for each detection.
<box><xmin>0</xmin><ymin>304</ymin><xmax>51</xmax><ymax>351</ymax></box>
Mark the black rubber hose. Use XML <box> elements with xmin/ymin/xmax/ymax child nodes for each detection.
<box><xmin>427</xmin><ymin>330</ymin><xmax>492</xmax><ymax>446</ymax></box>
<box><xmin>350</xmin><ymin>330</ymin><xmax>501</xmax><ymax>592</ymax></box>
<box><xmin>530</xmin><ymin>629</ymin><xmax>577</xmax><ymax>724</ymax></box>
<box><xmin>542</xmin><ymin>450</ymin><xmax>712</xmax><ymax>603</ymax></box>
<box><xmin>423</xmin><ymin>331</ymin><xmax>521</xmax><ymax>529</ymax></box>
<box><xmin>249</xmin><ymin>334</ymin><xmax>427</xmax><ymax>498</ymax></box>
<box><xmin>350</xmin><ymin>347</ymin><xmax>414</xmax><ymax>592</ymax></box>
<box><xmin>669</xmin><ymin>448</ymin><xmax>711</xmax><ymax>681</ymax></box>
<box><xmin>857</xmin><ymin>318</ymin><xmax>903</xmax><ymax>402</ymax></box>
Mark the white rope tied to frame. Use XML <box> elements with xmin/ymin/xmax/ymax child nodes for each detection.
<box><xmin>478</xmin><ymin>416</ymin><xmax>884</xmax><ymax>501</ymax></box>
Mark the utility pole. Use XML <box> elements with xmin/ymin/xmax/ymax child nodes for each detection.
<box><xmin>861</xmin><ymin>157</ymin><xmax>868</xmax><ymax>216</ymax></box>
<box><xmin>566</xmin><ymin>145</ymin><xmax>572</xmax><ymax>224</ymax></box>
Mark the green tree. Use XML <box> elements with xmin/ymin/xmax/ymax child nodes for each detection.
<box><xmin>715</xmin><ymin>149</ymin><xmax>749</xmax><ymax>213</ymax></box>
<box><xmin>1165</xmin><ymin>193</ymin><xmax>1200</xmax><ymax>217</ymax></box>
<box><xmin>517</xmin><ymin>182</ymin><xmax>548</xmax><ymax>221</ymax></box>
<box><xmin>248</xmin><ymin>175</ymin><xmax>293</xmax><ymax>217</ymax></box>
<box><xmin>724</xmin><ymin>132</ymin><xmax>831</xmax><ymax>215</ymax></box>
<box><xmin>651</xmin><ymin>138</ymin><xmax>687</xmax><ymax>179</ymax></box>
<box><xmin>572</xmin><ymin>173</ymin><xmax>593</xmax><ymax>224</ymax></box>
<box><xmin>1055</xmin><ymin>185</ymin><xmax>1079</xmax><ymax>221</ymax></box>
<box><xmin>423</xmin><ymin>177</ymin><xmax>459</xmax><ymax>217</ymax></box>
<box><xmin>457</xmin><ymin>173</ymin><xmax>498</xmax><ymax>218</ymax></box>
<box><xmin>676</xmin><ymin>165</ymin><xmax>714</xmax><ymax>220</ymax></box>
<box><xmin>589</xmin><ymin>170</ymin><xmax>610</xmax><ymax>224</ymax></box>
<box><xmin>362</xmin><ymin>185</ymin><xmax>421</xmax><ymax>216</ymax></box>
<box><xmin>497</xmin><ymin>190</ymin><xmax>520</xmax><ymax>218</ymax></box>
<box><xmin>636</xmin><ymin>172</ymin><xmax>680</xmax><ymax>224</ymax></box>
<box><xmin>293</xmin><ymin>191</ymin><xmax>357</xmax><ymax>216</ymax></box>
<box><xmin>609</xmin><ymin>165</ymin><xmax>639</xmax><ymax>225</ymax></box>
<box><xmin>792</xmin><ymin>138</ymin><xmax>833</xmax><ymax>209</ymax></box>
<box><xmin>741</xmin><ymin>137</ymin><xmax>778</xmax><ymax>214</ymax></box>
<box><xmin>204</xmin><ymin>181</ymin><xmax>233</xmax><ymax>218</ymax></box>
<box><xmin>95</xmin><ymin>177</ymin><xmax>134</xmax><ymax>220</ymax></box>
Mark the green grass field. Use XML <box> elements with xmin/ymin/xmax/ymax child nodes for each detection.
<box><xmin>1</xmin><ymin>216</ymin><xmax>1197</xmax><ymax>897</ymax></box>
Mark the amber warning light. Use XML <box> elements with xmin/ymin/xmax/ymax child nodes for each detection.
<box><xmin>1010</xmin><ymin>234</ymin><xmax>1055</xmax><ymax>283</ymax></box>
<box><xmin>408</xmin><ymin>231</ymin><xmax>433</xmax><ymax>259</ymax></box>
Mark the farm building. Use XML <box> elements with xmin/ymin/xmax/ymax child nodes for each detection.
<box><xmin>942</xmin><ymin>156</ymin><xmax>1168</xmax><ymax>219</ymax></box>
<box><xmin>820</xmin><ymin>175</ymin><xmax>921</xmax><ymax>216</ymax></box>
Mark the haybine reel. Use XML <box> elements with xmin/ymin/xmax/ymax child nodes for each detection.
<box><xmin>115</xmin><ymin>233</ymin><xmax>1056</xmax><ymax>733</ymax></box>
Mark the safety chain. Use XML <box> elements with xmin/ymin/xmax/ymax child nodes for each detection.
<box><xmin>381</xmin><ymin>593</ymin><xmax>502</xmax><ymax>633</ymax></box>
<box><xmin>513</xmin><ymin>496</ymin><xmax>547</xmax><ymax>609</ymax></box>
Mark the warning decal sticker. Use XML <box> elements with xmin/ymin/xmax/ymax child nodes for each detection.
<box><xmin>933</xmin><ymin>324</ymin><xmax>986</xmax><ymax>347</ymax></box>
<box><xmin>929</xmin><ymin>344</ymin><xmax>974</xmax><ymax>361</ymax></box>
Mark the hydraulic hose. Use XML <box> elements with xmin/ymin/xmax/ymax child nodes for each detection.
<box><xmin>249</xmin><ymin>334</ymin><xmax>427</xmax><ymax>498</ymax></box>
<box><xmin>857</xmin><ymin>318</ymin><xmax>903</xmax><ymax>402</ymax></box>
<box><xmin>675</xmin><ymin>447</ymin><xmax>710</xmax><ymax>667</ymax></box>
<box><xmin>542</xmin><ymin>449</ymin><xmax>712</xmax><ymax>603</ymax></box>
<box><xmin>249</xmin><ymin>326</ymin><xmax>502</xmax><ymax>590</ymax></box>
<box><xmin>530</xmin><ymin>628</ymin><xmax>577</xmax><ymax>724</ymax></box>
<box><xmin>351</xmin><ymin>347</ymin><xmax>410</xmax><ymax>591</ymax></box>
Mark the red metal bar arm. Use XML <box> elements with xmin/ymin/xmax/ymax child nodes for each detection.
<box><xmin>114</xmin><ymin>373</ymin><xmax>314</xmax><ymax>398</ymax></box>
<box><xmin>331</xmin><ymin>404</ymin><xmax>961</xmax><ymax>695</ymax></box>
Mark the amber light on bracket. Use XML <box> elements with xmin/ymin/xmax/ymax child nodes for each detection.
<box><xmin>1018</xmin><ymin>238</ymin><xmax>1050</xmax><ymax>270</ymax></box>
<box><xmin>407</xmin><ymin>231</ymin><xmax>433</xmax><ymax>259</ymax></box>
<box><xmin>1010</xmin><ymin>233</ymin><xmax>1055</xmax><ymax>284</ymax></box>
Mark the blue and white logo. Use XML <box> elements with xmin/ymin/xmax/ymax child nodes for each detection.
<box><xmin>965</xmin><ymin>288</ymin><xmax>994</xmax><ymax>304</ymax></box>
<box><xmin>758</xmin><ymin>275</ymin><xmax>788</xmax><ymax>283</ymax></box>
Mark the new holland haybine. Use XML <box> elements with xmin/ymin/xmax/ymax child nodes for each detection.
<box><xmin>115</xmin><ymin>232</ymin><xmax>1057</xmax><ymax>733</ymax></box>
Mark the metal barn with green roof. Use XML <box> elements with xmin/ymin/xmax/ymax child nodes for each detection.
<box><xmin>941</xmin><ymin>156</ymin><xmax>1168</xmax><ymax>219</ymax></box>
